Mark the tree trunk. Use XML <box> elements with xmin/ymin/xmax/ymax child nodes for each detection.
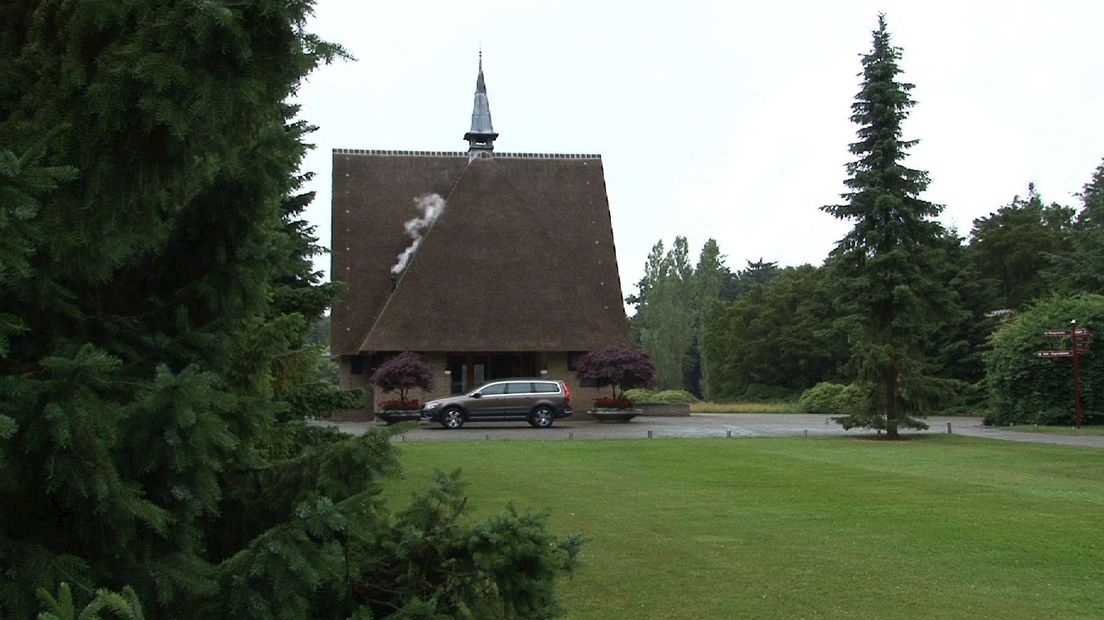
<box><xmin>884</xmin><ymin>370</ymin><xmax>899</xmax><ymax>440</ymax></box>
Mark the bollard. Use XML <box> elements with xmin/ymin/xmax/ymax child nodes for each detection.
<box><xmin>568</xmin><ymin>431</ymin><xmax>573</xmax><ymax>440</ymax></box>
<box><xmin>401</xmin><ymin>434</ymin><xmax>406</xmax><ymax>442</ymax></box>
<box><xmin>803</xmin><ymin>429</ymin><xmax>808</xmax><ymax>437</ymax></box>
<box><xmin>946</xmin><ymin>421</ymin><xmax>952</xmax><ymax>435</ymax></box>
<box><xmin>485</xmin><ymin>433</ymin><xmax>490</xmax><ymax>441</ymax></box>
<box><xmin>727</xmin><ymin>430</ymin><xmax>732</xmax><ymax>438</ymax></box>
<box><xmin>647</xmin><ymin>430</ymin><xmax>653</xmax><ymax>439</ymax></box>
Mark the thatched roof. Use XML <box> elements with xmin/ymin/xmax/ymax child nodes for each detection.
<box><xmin>331</xmin><ymin>150</ymin><xmax>629</xmax><ymax>355</ymax></box>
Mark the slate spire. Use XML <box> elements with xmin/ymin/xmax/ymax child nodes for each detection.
<box><xmin>464</xmin><ymin>51</ymin><xmax>498</xmax><ymax>156</ymax></box>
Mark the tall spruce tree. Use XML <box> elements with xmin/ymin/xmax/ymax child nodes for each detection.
<box><xmin>821</xmin><ymin>14</ymin><xmax>956</xmax><ymax>438</ymax></box>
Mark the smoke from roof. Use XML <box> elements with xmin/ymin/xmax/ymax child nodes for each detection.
<box><xmin>391</xmin><ymin>193</ymin><xmax>446</xmax><ymax>275</ymax></box>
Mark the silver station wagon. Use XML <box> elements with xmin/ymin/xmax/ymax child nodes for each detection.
<box><xmin>420</xmin><ymin>379</ymin><xmax>573</xmax><ymax>429</ymax></box>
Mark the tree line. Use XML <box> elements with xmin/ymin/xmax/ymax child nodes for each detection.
<box><xmin>629</xmin><ymin>15</ymin><xmax>1104</xmax><ymax>435</ymax></box>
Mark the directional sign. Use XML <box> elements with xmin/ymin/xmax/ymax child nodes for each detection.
<box><xmin>1037</xmin><ymin>350</ymin><xmax>1073</xmax><ymax>358</ymax></box>
<box><xmin>1044</xmin><ymin>328</ymin><xmax>1091</xmax><ymax>337</ymax></box>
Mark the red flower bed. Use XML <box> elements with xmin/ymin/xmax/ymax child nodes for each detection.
<box><xmin>593</xmin><ymin>396</ymin><xmax>634</xmax><ymax>410</ymax></box>
<box><xmin>378</xmin><ymin>399</ymin><xmax>420</xmax><ymax>411</ymax></box>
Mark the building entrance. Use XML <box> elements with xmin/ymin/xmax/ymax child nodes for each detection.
<box><xmin>447</xmin><ymin>353</ymin><xmax>538</xmax><ymax>394</ymax></box>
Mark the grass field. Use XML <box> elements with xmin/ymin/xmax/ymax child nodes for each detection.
<box><xmin>690</xmin><ymin>401</ymin><xmax>802</xmax><ymax>413</ymax></box>
<box><xmin>381</xmin><ymin>435</ymin><xmax>1104</xmax><ymax>619</ymax></box>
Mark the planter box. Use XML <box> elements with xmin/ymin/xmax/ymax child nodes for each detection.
<box><xmin>590</xmin><ymin>409</ymin><xmax>642</xmax><ymax>423</ymax></box>
<box><xmin>637</xmin><ymin>404</ymin><xmax>691</xmax><ymax>417</ymax></box>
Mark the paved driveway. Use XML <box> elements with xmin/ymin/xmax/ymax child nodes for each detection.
<box><xmin>323</xmin><ymin>413</ymin><xmax>1104</xmax><ymax>448</ymax></box>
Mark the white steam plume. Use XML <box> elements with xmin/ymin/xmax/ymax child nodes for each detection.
<box><xmin>391</xmin><ymin>193</ymin><xmax>446</xmax><ymax>275</ymax></box>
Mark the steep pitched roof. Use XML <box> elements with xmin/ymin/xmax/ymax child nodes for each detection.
<box><xmin>330</xmin><ymin>150</ymin><xmax>628</xmax><ymax>354</ymax></box>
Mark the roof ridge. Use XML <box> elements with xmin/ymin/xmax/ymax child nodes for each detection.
<box><xmin>334</xmin><ymin>148</ymin><xmax>601</xmax><ymax>160</ymax></box>
<box><xmin>356</xmin><ymin>159</ymin><xmax>476</xmax><ymax>353</ymax></box>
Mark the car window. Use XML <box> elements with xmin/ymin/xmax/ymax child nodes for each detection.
<box><xmin>532</xmin><ymin>382</ymin><xmax>559</xmax><ymax>393</ymax></box>
<box><xmin>479</xmin><ymin>383</ymin><xmax>507</xmax><ymax>395</ymax></box>
<box><xmin>506</xmin><ymin>382</ymin><xmax>533</xmax><ymax>394</ymax></box>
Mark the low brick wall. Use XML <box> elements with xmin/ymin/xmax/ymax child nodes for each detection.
<box><xmin>638</xmin><ymin>404</ymin><xmax>691</xmax><ymax>417</ymax></box>
<box><xmin>574</xmin><ymin>404</ymin><xmax>690</xmax><ymax>420</ymax></box>
<box><xmin>329</xmin><ymin>409</ymin><xmax>376</xmax><ymax>422</ymax></box>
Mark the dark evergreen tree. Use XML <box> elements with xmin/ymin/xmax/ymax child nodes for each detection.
<box><xmin>0</xmin><ymin>2</ymin><xmax>578</xmax><ymax>617</ymax></box>
<box><xmin>821</xmin><ymin>14</ymin><xmax>958</xmax><ymax>438</ymax></box>
<box><xmin>702</xmin><ymin>265</ymin><xmax>848</xmax><ymax>400</ymax></box>
<box><xmin>1052</xmin><ymin>158</ymin><xmax>1104</xmax><ymax>294</ymax></box>
<box><xmin>968</xmin><ymin>183</ymin><xmax>1075</xmax><ymax>309</ymax></box>
<box><xmin>1075</xmin><ymin>158</ymin><xmax>1104</xmax><ymax>228</ymax></box>
<box><xmin>924</xmin><ymin>230</ymin><xmax>996</xmax><ymax>397</ymax></box>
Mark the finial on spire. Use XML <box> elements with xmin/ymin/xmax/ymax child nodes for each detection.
<box><xmin>464</xmin><ymin>50</ymin><xmax>497</xmax><ymax>156</ymax></box>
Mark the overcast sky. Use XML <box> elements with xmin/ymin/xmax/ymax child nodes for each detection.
<box><xmin>293</xmin><ymin>0</ymin><xmax>1104</xmax><ymax>304</ymax></box>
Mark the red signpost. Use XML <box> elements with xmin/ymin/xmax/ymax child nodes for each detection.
<box><xmin>1038</xmin><ymin>320</ymin><xmax>1092</xmax><ymax>428</ymax></box>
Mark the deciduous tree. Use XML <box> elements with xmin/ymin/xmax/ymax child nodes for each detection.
<box><xmin>575</xmin><ymin>344</ymin><xmax>656</xmax><ymax>400</ymax></box>
<box><xmin>369</xmin><ymin>351</ymin><xmax>435</xmax><ymax>405</ymax></box>
<box><xmin>630</xmin><ymin>238</ymin><xmax>695</xmax><ymax>390</ymax></box>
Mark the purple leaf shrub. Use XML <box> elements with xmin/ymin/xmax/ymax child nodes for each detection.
<box><xmin>369</xmin><ymin>351</ymin><xmax>435</xmax><ymax>404</ymax></box>
<box><xmin>575</xmin><ymin>344</ymin><xmax>656</xmax><ymax>400</ymax></box>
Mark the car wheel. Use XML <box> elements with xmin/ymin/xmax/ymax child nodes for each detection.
<box><xmin>530</xmin><ymin>406</ymin><xmax>555</xmax><ymax>428</ymax></box>
<box><xmin>441</xmin><ymin>408</ymin><xmax>465</xmax><ymax>430</ymax></box>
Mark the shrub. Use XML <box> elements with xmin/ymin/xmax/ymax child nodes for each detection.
<box><xmin>593</xmin><ymin>396</ymin><xmax>634</xmax><ymax>409</ymax></box>
<box><xmin>575</xmin><ymin>344</ymin><xmax>656</xmax><ymax>399</ymax></box>
<box><xmin>799</xmin><ymin>382</ymin><xmax>865</xmax><ymax>416</ymax></box>
<box><xmin>800</xmin><ymin>382</ymin><xmax>845</xmax><ymax>414</ymax></box>
<box><xmin>984</xmin><ymin>294</ymin><xmax>1104</xmax><ymax>426</ymax></box>
<box><xmin>378</xmin><ymin>399</ymin><xmax>420</xmax><ymax>411</ymax></box>
<box><xmin>369</xmin><ymin>352</ymin><xmax>435</xmax><ymax>404</ymax></box>
<box><xmin>622</xmin><ymin>389</ymin><xmax>697</xmax><ymax>405</ymax></box>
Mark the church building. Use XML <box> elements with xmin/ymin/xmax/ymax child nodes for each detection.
<box><xmin>331</xmin><ymin>57</ymin><xmax>629</xmax><ymax>409</ymax></box>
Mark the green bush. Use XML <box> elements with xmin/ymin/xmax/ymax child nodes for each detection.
<box><xmin>622</xmin><ymin>389</ymin><xmax>697</xmax><ymax>405</ymax></box>
<box><xmin>741</xmin><ymin>383</ymin><xmax>794</xmax><ymax>402</ymax></box>
<box><xmin>799</xmin><ymin>382</ymin><xmax>864</xmax><ymax>416</ymax></box>
<box><xmin>984</xmin><ymin>294</ymin><xmax>1104</xmax><ymax>426</ymax></box>
<box><xmin>799</xmin><ymin>382</ymin><xmax>844</xmax><ymax>413</ymax></box>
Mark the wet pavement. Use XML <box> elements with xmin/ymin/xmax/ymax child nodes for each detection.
<box><xmin>321</xmin><ymin>413</ymin><xmax>1104</xmax><ymax>448</ymax></box>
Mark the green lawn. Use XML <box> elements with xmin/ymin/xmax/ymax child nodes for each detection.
<box><xmin>381</xmin><ymin>436</ymin><xmax>1104</xmax><ymax>619</ymax></box>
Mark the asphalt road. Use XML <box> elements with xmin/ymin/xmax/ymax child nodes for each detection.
<box><xmin>321</xmin><ymin>413</ymin><xmax>1104</xmax><ymax>448</ymax></box>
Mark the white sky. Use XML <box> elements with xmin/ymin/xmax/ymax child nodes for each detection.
<box><xmin>293</xmin><ymin>0</ymin><xmax>1104</xmax><ymax>304</ymax></box>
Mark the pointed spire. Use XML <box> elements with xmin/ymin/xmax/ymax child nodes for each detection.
<box><xmin>464</xmin><ymin>51</ymin><xmax>498</xmax><ymax>156</ymax></box>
